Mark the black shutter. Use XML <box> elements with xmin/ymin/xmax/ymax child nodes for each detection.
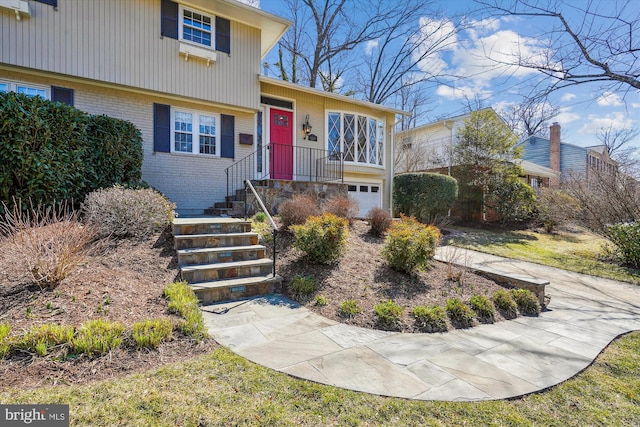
<box><xmin>154</xmin><ymin>103</ymin><xmax>171</xmax><ymax>153</ymax></box>
<box><xmin>215</xmin><ymin>17</ymin><xmax>231</xmax><ymax>54</ymax></box>
<box><xmin>34</xmin><ymin>0</ymin><xmax>57</xmax><ymax>7</ymax></box>
<box><xmin>51</xmin><ymin>86</ymin><xmax>74</xmax><ymax>106</ymax></box>
<box><xmin>220</xmin><ymin>114</ymin><xmax>235</xmax><ymax>159</ymax></box>
<box><xmin>160</xmin><ymin>0</ymin><xmax>179</xmax><ymax>39</ymax></box>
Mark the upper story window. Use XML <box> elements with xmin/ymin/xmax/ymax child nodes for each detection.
<box><xmin>181</xmin><ymin>8</ymin><xmax>212</xmax><ymax>47</ymax></box>
<box><xmin>172</xmin><ymin>109</ymin><xmax>219</xmax><ymax>156</ymax></box>
<box><xmin>0</xmin><ymin>80</ymin><xmax>49</xmax><ymax>99</ymax></box>
<box><xmin>327</xmin><ymin>112</ymin><xmax>384</xmax><ymax>166</ymax></box>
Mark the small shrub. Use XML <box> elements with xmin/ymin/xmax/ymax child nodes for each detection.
<box><xmin>0</xmin><ymin>323</ymin><xmax>11</xmax><ymax>358</ymax></box>
<box><xmin>253</xmin><ymin>212</ymin><xmax>267</xmax><ymax>223</ymax></box>
<box><xmin>164</xmin><ymin>281</ymin><xmax>208</xmax><ymax>340</ymax></box>
<box><xmin>382</xmin><ymin>215</ymin><xmax>441</xmax><ymax>273</ymax></box>
<box><xmin>72</xmin><ymin>319</ymin><xmax>124</xmax><ymax>357</ymax></box>
<box><xmin>314</xmin><ymin>295</ymin><xmax>328</xmax><ymax>306</ymax></box>
<box><xmin>339</xmin><ymin>300</ymin><xmax>361</xmax><ymax>318</ymax></box>
<box><xmin>493</xmin><ymin>290</ymin><xmax>518</xmax><ymax>318</ymax></box>
<box><xmin>374</xmin><ymin>300</ymin><xmax>403</xmax><ymax>331</ymax></box>
<box><xmin>606</xmin><ymin>222</ymin><xmax>640</xmax><ymax>269</ymax></box>
<box><xmin>367</xmin><ymin>208</ymin><xmax>391</xmax><ymax>237</ymax></box>
<box><xmin>0</xmin><ymin>201</ymin><xmax>96</xmax><ymax>289</ymax></box>
<box><xmin>288</xmin><ymin>275</ymin><xmax>318</xmax><ymax>301</ymax></box>
<box><xmin>470</xmin><ymin>295</ymin><xmax>495</xmax><ymax>322</ymax></box>
<box><xmin>291</xmin><ymin>213</ymin><xmax>349</xmax><ymax>264</ymax></box>
<box><xmin>445</xmin><ymin>298</ymin><xmax>475</xmax><ymax>328</ymax></box>
<box><xmin>535</xmin><ymin>188</ymin><xmax>581</xmax><ymax>233</ymax></box>
<box><xmin>83</xmin><ymin>186</ymin><xmax>175</xmax><ymax>239</ymax></box>
<box><xmin>131</xmin><ymin>318</ymin><xmax>174</xmax><ymax>349</ymax></box>
<box><xmin>322</xmin><ymin>195</ymin><xmax>359</xmax><ymax>225</ymax></box>
<box><xmin>278</xmin><ymin>194</ymin><xmax>320</xmax><ymax>228</ymax></box>
<box><xmin>510</xmin><ymin>289</ymin><xmax>541</xmax><ymax>316</ymax></box>
<box><xmin>18</xmin><ymin>324</ymin><xmax>74</xmax><ymax>356</ymax></box>
<box><xmin>412</xmin><ymin>305</ymin><xmax>447</xmax><ymax>333</ymax></box>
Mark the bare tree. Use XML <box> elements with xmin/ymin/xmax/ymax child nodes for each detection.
<box><xmin>276</xmin><ymin>0</ymin><xmax>406</xmax><ymax>90</ymax></box>
<box><xmin>596</xmin><ymin>125</ymin><xmax>640</xmax><ymax>178</ymax></box>
<box><xmin>476</xmin><ymin>0</ymin><xmax>640</xmax><ymax>97</ymax></box>
<box><xmin>502</xmin><ymin>95</ymin><xmax>559</xmax><ymax>138</ymax></box>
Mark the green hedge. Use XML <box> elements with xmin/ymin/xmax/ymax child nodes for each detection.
<box><xmin>0</xmin><ymin>92</ymin><xmax>143</xmax><ymax>210</ymax></box>
<box><xmin>393</xmin><ymin>173</ymin><xmax>458</xmax><ymax>223</ymax></box>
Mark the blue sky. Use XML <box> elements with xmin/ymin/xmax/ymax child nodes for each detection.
<box><xmin>255</xmin><ymin>0</ymin><xmax>640</xmax><ymax>150</ymax></box>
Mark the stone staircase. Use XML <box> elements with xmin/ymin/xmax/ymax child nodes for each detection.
<box><xmin>205</xmin><ymin>188</ymin><xmax>248</xmax><ymax>217</ymax></box>
<box><xmin>173</xmin><ymin>217</ymin><xmax>280</xmax><ymax>303</ymax></box>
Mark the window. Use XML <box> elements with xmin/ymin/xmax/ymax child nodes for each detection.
<box><xmin>327</xmin><ymin>112</ymin><xmax>384</xmax><ymax>166</ymax></box>
<box><xmin>180</xmin><ymin>7</ymin><xmax>212</xmax><ymax>47</ymax></box>
<box><xmin>172</xmin><ymin>109</ymin><xmax>219</xmax><ymax>156</ymax></box>
<box><xmin>0</xmin><ymin>81</ymin><xmax>49</xmax><ymax>99</ymax></box>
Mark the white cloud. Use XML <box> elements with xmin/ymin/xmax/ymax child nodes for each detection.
<box><xmin>560</xmin><ymin>93</ymin><xmax>576</xmax><ymax>102</ymax></box>
<box><xmin>633</xmin><ymin>103</ymin><xmax>640</xmax><ymax>109</ymax></box>
<box><xmin>553</xmin><ymin>106</ymin><xmax>580</xmax><ymax>125</ymax></box>
<box><xmin>597</xmin><ymin>91</ymin><xmax>623</xmax><ymax>107</ymax></box>
<box><xmin>364</xmin><ymin>40</ymin><xmax>379</xmax><ymax>56</ymax></box>
<box><xmin>463</xmin><ymin>17</ymin><xmax>501</xmax><ymax>41</ymax></box>
<box><xmin>436</xmin><ymin>85</ymin><xmax>491</xmax><ymax>100</ymax></box>
<box><xmin>578</xmin><ymin>112</ymin><xmax>635</xmax><ymax>135</ymax></box>
<box><xmin>412</xmin><ymin>17</ymin><xmax>457</xmax><ymax>76</ymax></box>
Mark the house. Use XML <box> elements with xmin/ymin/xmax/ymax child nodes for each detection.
<box><xmin>395</xmin><ymin>108</ymin><xmax>559</xmax><ymax>186</ymax></box>
<box><xmin>0</xmin><ymin>0</ymin><xmax>404</xmax><ymax>217</ymax></box>
<box><xmin>518</xmin><ymin>122</ymin><xmax>618</xmax><ymax>187</ymax></box>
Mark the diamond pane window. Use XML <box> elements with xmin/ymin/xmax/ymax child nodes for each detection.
<box><xmin>377</xmin><ymin>121</ymin><xmax>384</xmax><ymax>165</ymax></box>
<box><xmin>368</xmin><ymin>118</ymin><xmax>377</xmax><ymax>165</ymax></box>
<box><xmin>343</xmin><ymin>114</ymin><xmax>355</xmax><ymax>162</ymax></box>
<box><xmin>326</xmin><ymin>112</ymin><xmax>384</xmax><ymax>166</ymax></box>
<box><xmin>357</xmin><ymin>116</ymin><xmax>368</xmax><ymax>163</ymax></box>
<box><xmin>328</xmin><ymin>113</ymin><xmax>341</xmax><ymax>159</ymax></box>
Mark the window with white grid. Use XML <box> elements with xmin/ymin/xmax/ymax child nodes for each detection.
<box><xmin>172</xmin><ymin>110</ymin><xmax>220</xmax><ymax>156</ymax></box>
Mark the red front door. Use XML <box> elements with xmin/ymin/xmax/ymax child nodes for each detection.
<box><xmin>270</xmin><ymin>108</ymin><xmax>293</xmax><ymax>180</ymax></box>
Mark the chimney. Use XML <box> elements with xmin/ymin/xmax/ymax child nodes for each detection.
<box><xmin>549</xmin><ymin>122</ymin><xmax>561</xmax><ymax>188</ymax></box>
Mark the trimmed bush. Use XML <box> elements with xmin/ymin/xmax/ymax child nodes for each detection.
<box><xmin>164</xmin><ymin>281</ymin><xmax>208</xmax><ymax>340</ymax></box>
<box><xmin>412</xmin><ymin>305</ymin><xmax>448</xmax><ymax>333</ymax></box>
<box><xmin>339</xmin><ymin>300</ymin><xmax>361</xmax><ymax>318</ymax></box>
<box><xmin>0</xmin><ymin>91</ymin><xmax>142</xmax><ymax>211</ymax></box>
<box><xmin>510</xmin><ymin>289</ymin><xmax>541</xmax><ymax>316</ymax></box>
<box><xmin>72</xmin><ymin>319</ymin><xmax>124</xmax><ymax>357</ymax></box>
<box><xmin>131</xmin><ymin>318</ymin><xmax>174</xmax><ymax>349</ymax></box>
<box><xmin>83</xmin><ymin>186</ymin><xmax>175</xmax><ymax>239</ymax></box>
<box><xmin>493</xmin><ymin>290</ymin><xmax>518</xmax><ymax>318</ymax></box>
<box><xmin>314</xmin><ymin>295</ymin><xmax>328</xmax><ymax>306</ymax></box>
<box><xmin>288</xmin><ymin>275</ymin><xmax>318</xmax><ymax>301</ymax></box>
<box><xmin>606</xmin><ymin>222</ymin><xmax>640</xmax><ymax>269</ymax></box>
<box><xmin>393</xmin><ymin>173</ymin><xmax>458</xmax><ymax>224</ymax></box>
<box><xmin>0</xmin><ymin>202</ymin><xmax>96</xmax><ymax>289</ymax></box>
<box><xmin>382</xmin><ymin>215</ymin><xmax>441</xmax><ymax>274</ymax></box>
<box><xmin>445</xmin><ymin>298</ymin><xmax>475</xmax><ymax>328</ymax></box>
<box><xmin>367</xmin><ymin>208</ymin><xmax>391</xmax><ymax>237</ymax></box>
<box><xmin>374</xmin><ymin>300</ymin><xmax>403</xmax><ymax>331</ymax></box>
<box><xmin>487</xmin><ymin>177</ymin><xmax>536</xmax><ymax>224</ymax></box>
<box><xmin>470</xmin><ymin>294</ymin><xmax>495</xmax><ymax>322</ymax></box>
<box><xmin>322</xmin><ymin>195</ymin><xmax>359</xmax><ymax>225</ymax></box>
<box><xmin>291</xmin><ymin>213</ymin><xmax>349</xmax><ymax>264</ymax></box>
<box><xmin>18</xmin><ymin>324</ymin><xmax>75</xmax><ymax>357</ymax></box>
<box><xmin>278</xmin><ymin>194</ymin><xmax>320</xmax><ymax>228</ymax></box>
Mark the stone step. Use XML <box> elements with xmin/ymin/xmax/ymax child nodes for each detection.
<box><xmin>174</xmin><ymin>232</ymin><xmax>259</xmax><ymax>250</ymax></box>
<box><xmin>177</xmin><ymin>245</ymin><xmax>266</xmax><ymax>267</ymax></box>
<box><xmin>191</xmin><ymin>275</ymin><xmax>282</xmax><ymax>304</ymax></box>
<box><xmin>173</xmin><ymin>218</ymin><xmax>251</xmax><ymax>235</ymax></box>
<box><xmin>181</xmin><ymin>258</ymin><xmax>273</xmax><ymax>283</ymax></box>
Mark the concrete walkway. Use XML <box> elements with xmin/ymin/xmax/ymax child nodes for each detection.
<box><xmin>201</xmin><ymin>247</ymin><xmax>640</xmax><ymax>401</ymax></box>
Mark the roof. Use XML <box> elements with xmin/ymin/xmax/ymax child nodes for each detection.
<box><xmin>181</xmin><ymin>0</ymin><xmax>291</xmax><ymax>58</ymax></box>
<box><xmin>396</xmin><ymin>107</ymin><xmax>499</xmax><ymax>136</ymax></box>
<box><xmin>259</xmin><ymin>76</ymin><xmax>410</xmax><ymax>116</ymax></box>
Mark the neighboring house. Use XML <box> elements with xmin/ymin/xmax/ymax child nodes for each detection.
<box><xmin>396</xmin><ymin>108</ymin><xmax>559</xmax><ymax>186</ymax></box>
<box><xmin>518</xmin><ymin>122</ymin><xmax>618</xmax><ymax>187</ymax></box>
<box><xmin>0</xmin><ymin>0</ymin><xmax>404</xmax><ymax>216</ymax></box>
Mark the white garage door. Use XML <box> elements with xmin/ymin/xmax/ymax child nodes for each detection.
<box><xmin>348</xmin><ymin>184</ymin><xmax>382</xmax><ymax>218</ymax></box>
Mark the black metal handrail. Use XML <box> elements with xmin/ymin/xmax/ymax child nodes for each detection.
<box><xmin>225</xmin><ymin>143</ymin><xmax>344</xmax><ymax>210</ymax></box>
<box><xmin>244</xmin><ymin>179</ymin><xmax>278</xmax><ymax>278</ymax></box>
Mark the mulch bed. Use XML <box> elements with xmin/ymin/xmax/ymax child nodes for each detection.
<box><xmin>276</xmin><ymin>220</ymin><xmax>513</xmax><ymax>333</ymax></box>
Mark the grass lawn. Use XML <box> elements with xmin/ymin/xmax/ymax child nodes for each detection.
<box><xmin>1</xmin><ymin>331</ymin><xmax>638</xmax><ymax>426</ymax></box>
<box><xmin>447</xmin><ymin>226</ymin><xmax>640</xmax><ymax>285</ymax></box>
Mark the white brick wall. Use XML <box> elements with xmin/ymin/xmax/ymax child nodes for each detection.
<box><xmin>1</xmin><ymin>70</ymin><xmax>256</xmax><ymax>214</ymax></box>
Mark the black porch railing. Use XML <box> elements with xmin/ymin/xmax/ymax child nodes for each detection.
<box><xmin>225</xmin><ymin>143</ymin><xmax>344</xmax><ymax>208</ymax></box>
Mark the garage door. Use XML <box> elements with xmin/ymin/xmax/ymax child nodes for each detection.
<box><xmin>348</xmin><ymin>184</ymin><xmax>382</xmax><ymax>218</ymax></box>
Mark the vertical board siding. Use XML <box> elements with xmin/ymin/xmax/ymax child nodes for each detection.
<box><xmin>0</xmin><ymin>0</ymin><xmax>261</xmax><ymax>109</ymax></box>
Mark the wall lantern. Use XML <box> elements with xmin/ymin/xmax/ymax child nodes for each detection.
<box><xmin>302</xmin><ymin>114</ymin><xmax>313</xmax><ymax>139</ymax></box>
